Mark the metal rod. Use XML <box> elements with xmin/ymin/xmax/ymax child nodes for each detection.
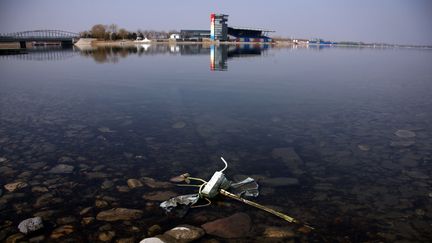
<box><xmin>219</xmin><ymin>189</ymin><xmax>314</xmax><ymax>230</ymax></box>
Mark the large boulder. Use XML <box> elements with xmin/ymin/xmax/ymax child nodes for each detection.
<box><xmin>201</xmin><ymin>212</ymin><xmax>251</xmax><ymax>238</ymax></box>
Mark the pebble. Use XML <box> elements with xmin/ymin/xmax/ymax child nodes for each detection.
<box><xmin>18</xmin><ymin>217</ymin><xmax>43</xmax><ymax>234</ymax></box>
<box><xmin>4</xmin><ymin>182</ymin><xmax>28</xmax><ymax>192</ymax></box>
<box><xmin>127</xmin><ymin>179</ymin><xmax>143</xmax><ymax>189</ymax></box>
<box><xmin>96</xmin><ymin>208</ymin><xmax>143</xmax><ymax>221</ymax></box>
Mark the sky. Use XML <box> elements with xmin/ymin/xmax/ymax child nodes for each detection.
<box><xmin>0</xmin><ymin>0</ymin><xmax>431</xmax><ymax>45</ymax></box>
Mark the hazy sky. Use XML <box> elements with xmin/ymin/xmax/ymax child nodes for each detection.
<box><xmin>1</xmin><ymin>0</ymin><xmax>431</xmax><ymax>45</ymax></box>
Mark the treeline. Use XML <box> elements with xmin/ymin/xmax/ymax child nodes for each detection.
<box><xmin>80</xmin><ymin>24</ymin><xmax>178</xmax><ymax>40</ymax></box>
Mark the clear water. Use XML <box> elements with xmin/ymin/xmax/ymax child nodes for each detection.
<box><xmin>0</xmin><ymin>45</ymin><xmax>432</xmax><ymax>242</ymax></box>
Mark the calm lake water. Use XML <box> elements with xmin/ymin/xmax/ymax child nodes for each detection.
<box><xmin>1</xmin><ymin>44</ymin><xmax>432</xmax><ymax>242</ymax></box>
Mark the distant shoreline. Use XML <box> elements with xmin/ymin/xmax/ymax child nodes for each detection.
<box><xmin>1</xmin><ymin>39</ymin><xmax>431</xmax><ymax>50</ymax></box>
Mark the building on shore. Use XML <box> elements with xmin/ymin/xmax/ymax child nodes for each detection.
<box><xmin>180</xmin><ymin>13</ymin><xmax>274</xmax><ymax>42</ymax></box>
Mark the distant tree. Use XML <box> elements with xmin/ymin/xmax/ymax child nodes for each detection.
<box><xmin>80</xmin><ymin>31</ymin><xmax>91</xmax><ymax>38</ymax></box>
<box><xmin>118</xmin><ymin>28</ymin><xmax>128</xmax><ymax>40</ymax></box>
<box><xmin>108</xmin><ymin>24</ymin><xmax>118</xmax><ymax>34</ymax></box>
<box><xmin>91</xmin><ymin>24</ymin><xmax>106</xmax><ymax>40</ymax></box>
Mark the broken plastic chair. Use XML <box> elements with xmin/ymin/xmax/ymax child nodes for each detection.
<box><xmin>160</xmin><ymin>157</ymin><xmax>314</xmax><ymax>230</ymax></box>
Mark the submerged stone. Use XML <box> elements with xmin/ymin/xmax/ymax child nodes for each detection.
<box><xmin>263</xmin><ymin>227</ymin><xmax>295</xmax><ymax>238</ymax></box>
<box><xmin>201</xmin><ymin>212</ymin><xmax>251</xmax><ymax>238</ymax></box>
<box><xmin>96</xmin><ymin>208</ymin><xmax>143</xmax><ymax>221</ymax></box>
<box><xmin>127</xmin><ymin>179</ymin><xmax>143</xmax><ymax>189</ymax></box>
<box><xmin>395</xmin><ymin>129</ymin><xmax>416</xmax><ymax>138</ymax></box>
<box><xmin>271</xmin><ymin>147</ymin><xmax>304</xmax><ymax>175</ymax></box>
<box><xmin>98</xmin><ymin>231</ymin><xmax>116</xmax><ymax>241</ymax></box>
<box><xmin>390</xmin><ymin>140</ymin><xmax>415</xmax><ymax>147</ymax></box>
<box><xmin>49</xmin><ymin>164</ymin><xmax>74</xmax><ymax>174</ymax></box>
<box><xmin>143</xmin><ymin>191</ymin><xmax>178</xmax><ymax>201</ymax></box>
<box><xmin>18</xmin><ymin>217</ymin><xmax>43</xmax><ymax>234</ymax></box>
<box><xmin>164</xmin><ymin>225</ymin><xmax>205</xmax><ymax>242</ymax></box>
<box><xmin>172</xmin><ymin>121</ymin><xmax>186</xmax><ymax>129</ymax></box>
<box><xmin>142</xmin><ymin>177</ymin><xmax>172</xmax><ymax>189</ymax></box>
<box><xmin>50</xmin><ymin>225</ymin><xmax>74</xmax><ymax>239</ymax></box>
<box><xmin>357</xmin><ymin>144</ymin><xmax>370</xmax><ymax>151</ymax></box>
<box><xmin>4</xmin><ymin>182</ymin><xmax>28</xmax><ymax>192</ymax></box>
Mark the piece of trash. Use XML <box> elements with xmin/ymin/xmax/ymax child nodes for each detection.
<box><xmin>160</xmin><ymin>194</ymin><xmax>199</xmax><ymax>217</ymax></box>
<box><xmin>160</xmin><ymin>157</ymin><xmax>314</xmax><ymax>230</ymax></box>
<box><xmin>230</xmin><ymin>177</ymin><xmax>259</xmax><ymax>197</ymax></box>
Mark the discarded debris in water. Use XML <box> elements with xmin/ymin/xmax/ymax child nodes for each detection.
<box><xmin>160</xmin><ymin>157</ymin><xmax>314</xmax><ymax>230</ymax></box>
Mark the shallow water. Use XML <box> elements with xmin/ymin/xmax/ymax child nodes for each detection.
<box><xmin>1</xmin><ymin>44</ymin><xmax>432</xmax><ymax>242</ymax></box>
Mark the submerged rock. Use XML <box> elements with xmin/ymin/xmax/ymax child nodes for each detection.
<box><xmin>172</xmin><ymin>121</ymin><xmax>186</xmax><ymax>129</ymax></box>
<box><xmin>5</xmin><ymin>233</ymin><xmax>25</xmax><ymax>243</ymax></box>
<box><xmin>390</xmin><ymin>140</ymin><xmax>415</xmax><ymax>147</ymax></box>
<box><xmin>271</xmin><ymin>147</ymin><xmax>304</xmax><ymax>175</ymax></box>
<box><xmin>263</xmin><ymin>227</ymin><xmax>295</xmax><ymax>238</ymax></box>
<box><xmin>395</xmin><ymin>129</ymin><xmax>416</xmax><ymax>138</ymax></box>
<box><xmin>164</xmin><ymin>225</ymin><xmax>205</xmax><ymax>242</ymax></box>
<box><xmin>56</xmin><ymin>216</ymin><xmax>77</xmax><ymax>225</ymax></box>
<box><xmin>201</xmin><ymin>212</ymin><xmax>251</xmax><ymax>238</ymax></box>
<box><xmin>357</xmin><ymin>144</ymin><xmax>370</xmax><ymax>151</ymax></box>
<box><xmin>50</xmin><ymin>225</ymin><xmax>74</xmax><ymax>239</ymax></box>
<box><xmin>101</xmin><ymin>180</ymin><xmax>114</xmax><ymax>190</ymax></box>
<box><xmin>18</xmin><ymin>217</ymin><xmax>43</xmax><ymax>234</ymax></box>
<box><xmin>142</xmin><ymin>177</ymin><xmax>172</xmax><ymax>189</ymax></box>
<box><xmin>147</xmin><ymin>225</ymin><xmax>162</xmax><ymax>237</ymax></box>
<box><xmin>127</xmin><ymin>179</ymin><xmax>143</xmax><ymax>189</ymax></box>
<box><xmin>96</xmin><ymin>208</ymin><xmax>143</xmax><ymax>221</ymax></box>
<box><xmin>139</xmin><ymin>236</ymin><xmax>168</xmax><ymax>243</ymax></box>
<box><xmin>31</xmin><ymin>186</ymin><xmax>49</xmax><ymax>193</ymax></box>
<box><xmin>98</xmin><ymin>231</ymin><xmax>116</xmax><ymax>241</ymax></box>
<box><xmin>49</xmin><ymin>164</ymin><xmax>74</xmax><ymax>174</ymax></box>
<box><xmin>143</xmin><ymin>191</ymin><xmax>178</xmax><ymax>201</ymax></box>
<box><xmin>4</xmin><ymin>182</ymin><xmax>28</xmax><ymax>192</ymax></box>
